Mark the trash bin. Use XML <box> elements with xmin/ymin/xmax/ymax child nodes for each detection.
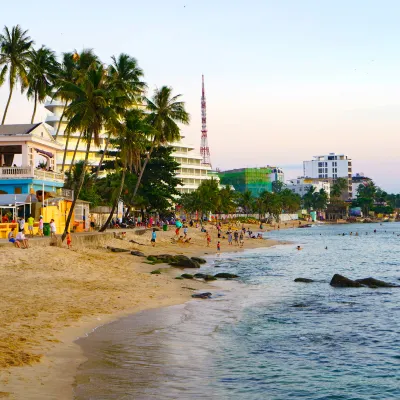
<box><xmin>163</xmin><ymin>224</ymin><xmax>168</xmax><ymax>232</ymax></box>
<box><xmin>43</xmin><ymin>222</ymin><xmax>51</xmax><ymax>236</ymax></box>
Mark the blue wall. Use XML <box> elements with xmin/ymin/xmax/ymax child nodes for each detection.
<box><xmin>0</xmin><ymin>179</ymin><xmax>63</xmax><ymax>194</ymax></box>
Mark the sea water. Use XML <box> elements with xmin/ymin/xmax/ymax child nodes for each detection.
<box><xmin>74</xmin><ymin>223</ymin><xmax>400</xmax><ymax>399</ymax></box>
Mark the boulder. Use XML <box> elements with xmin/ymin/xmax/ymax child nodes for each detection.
<box><xmin>204</xmin><ymin>275</ymin><xmax>217</xmax><ymax>281</ymax></box>
<box><xmin>191</xmin><ymin>257</ymin><xmax>207</xmax><ymax>264</ymax></box>
<box><xmin>192</xmin><ymin>292</ymin><xmax>212</xmax><ymax>299</ymax></box>
<box><xmin>214</xmin><ymin>273</ymin><xmax>239</xmax><ymax>279</ymax></box>
<box><xmin>330</xmin><ymin>274</ymin><xmax>363</xmax><ymax>288</ymax></box>
<box><xmin>107</xmin><ymin>247</ymin><xmax>130</xmax><ymax>253</ymax></box>
<box><xmin>355</xmin><ymin>277</ymin><xmax>399</xmax><ymax>288</ymax></box>
<box><xmin>294</xmin><ymin>278</ymin><xmax>314</xmax><ymax>283</ymax></box>
<box><xmin>169</xmin><ymin>255</ymin><xmax>200</xmax><ymax>268</ymax></box>
<box><xmin>131</xmin><ymin>250</ymin><xmax>145</xmax><ymax>257</ymax></box>
<box><xmin>181</xmin><ymin>274</ymin><xmax>194</xmax><ymax>279</ymax></box>
<box><xmin>194</xmin><ymin>273</ymin><xmax>207</xmax><ymax>279</ymax></box>
<box><xmin>150</xmin><ymin>269</ymin><xmax>161</xmax><ymax>275</ymax></box>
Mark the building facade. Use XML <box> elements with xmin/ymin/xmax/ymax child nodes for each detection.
<box><xmin>0</xmin><ymin>123</ymin><xmax>65</xmax><ymax>195</ymax></box>
<box><xmin>303</xmin><ymin>153</ymin><xmax>352</xmax><ymax>198</ymax></box>
<box><xmin>287</xmin><ymin>177</ymin><xmax>330</xmax><ymax>197</ymax></box>
<box><xmin>351</xmin><ymin>173</ymin><xmax>372</xmax><ymax>199</ymax></box>
<box><xmin>219</xmin><ymin>167</ymin><xmax>273</xmax><ymax>196</ymax></box>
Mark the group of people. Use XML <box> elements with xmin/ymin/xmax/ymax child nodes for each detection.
<box><xmin>6</xmin><ymin>215</ymin><xmax>66</xmax><ymax>249</ymax></box>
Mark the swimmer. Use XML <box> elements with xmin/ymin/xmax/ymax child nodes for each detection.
<box><xmin>355</xmin><ymin>232</ymin><xmax>358</xmax><ymax>236</ymax></box>
<box><xmin>296</xmin><ymin>245</ymin><xmax>302</xmax><ymax>250</ymax></box>
<box><xmin>325</xmin><ymin>246</ymin><xmax>328</xmax><ymax>250</ymax></box>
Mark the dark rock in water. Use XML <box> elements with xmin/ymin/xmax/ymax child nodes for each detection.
<box><xmin>204</xmin><ymin>275</ymin><xmax>217</xmax><ymax>281</ymax></box>
<box><xmin>192</xmin><ymin>292</ymin><xmax>212</xmax><ymax>299</ymax></box>
<box><xmin>191</xmin><ymin>257</ymin><xmax>207</xmax><ymax>264</ymax></box>
<box><xmin>107</xmin><ymin>247</ymin><xmax>130</xmax><ymax>253</ymax></box>
<box><xmin>355</xmin><ymin>277</ymin><xmax>399</xmax><ymax>288</ymax></box>
<box><xmin>214</xmin><ymin>273</ymin><xmax>239</xmax><ymax>279</ymax></box>
<box><xmin>330</xmin><ymin>274</ymin><xmax>363</xmax><ymax>288</ymax></box>
<box><xmin>214</xmin><ymin>265</ymin><xmax>221</xmax><ymax>268</ymax></box>
<box><xmin>294</xmin><ymin>278</ymin><xmax>314</xmax><ymax>283</ymax></box>
<box><xmin>194</xmin><ymin>273</ymin><xmax>207</xmax><ymax>279</ymax></box>
<box><xmin>169</xmin><ymin>255</ymin><xmax>200</xmax><ymax>268</ymax></box>
<box><xmin>131</xmin><ymin>250</ymin><xmax>145</xmax><ymax>257</ymax></box>
<box><xmin>181</xmin><ymin>274</ymin><xmax>194</xmax><ymax>279</ymax></box>
<box><xmin>291</xmin><ymin>303</ymin><xmax>308</xmax><ymax>308</ymax></box>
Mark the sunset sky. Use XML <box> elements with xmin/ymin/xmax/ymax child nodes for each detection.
<box><xmin>1</xmin><ymin>0</ymin><xmax>400</xmax><ymax>191</ymax></box>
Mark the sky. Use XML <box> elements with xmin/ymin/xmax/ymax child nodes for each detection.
<box><xmin>1</xmin><ymin>0</ymin><xmax>400</xmax><ymax>191</ymax></box>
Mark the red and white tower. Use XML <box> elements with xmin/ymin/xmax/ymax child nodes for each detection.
<box><xmin>200</xmin><ymin>75</ymin><xmax>212</xmax><ymax>167</ymax></box>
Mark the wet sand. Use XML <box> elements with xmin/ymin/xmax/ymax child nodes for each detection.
<box><xmin>0</xmin><ymin>222</ymin><xmax>300</xmax><ymax>399</ymax></box>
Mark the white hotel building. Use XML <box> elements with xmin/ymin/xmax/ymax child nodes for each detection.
<box><xmin>44</xmin><ymin>100</ymin><xmax>217</xmax><ymax>194</ymax></box>
<box><xmin>303</xmin><ymin>153</ymin><xmax>353</xmax><ymax>198</ymax></box>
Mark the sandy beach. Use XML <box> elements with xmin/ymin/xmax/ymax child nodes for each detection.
<box><xmin>0</xmin><ymin>221</ymin><xmax>301</xmax><ymax>399</ymax></box>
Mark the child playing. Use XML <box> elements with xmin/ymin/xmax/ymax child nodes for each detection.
<box><xmin>217</xmin><ymin>241</ymin><xmax>221</xmax><ymax>253</ymax></box>
<box><xmin>206</xmin><ymin>232</ymin><xmax>211</xmax><ymax>247</ymax></box>
<box><xmin>151</xmin><ymin>228</ymin><xmax>156</xmax><ymax>247</ymax></box>
<box><xmin>50</xmin><ymin>219</ymin><xmax>56</xmax><ymax>238</ymax></box>
<box><xmin>66</xmin><ymin>231</ymin><xmax>72</xmax><ymax>249</ymax></box>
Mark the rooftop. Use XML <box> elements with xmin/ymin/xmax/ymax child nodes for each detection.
<box><xmin>0</xmin><ymin>123</ymin><xmax>41</xmax><ymax>136</ymax></box>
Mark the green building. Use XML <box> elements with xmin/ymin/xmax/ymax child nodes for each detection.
<box><xmin>219</xmin><ymin>167</ymin><xmax>273</xmax><ymax>196</ymax></box>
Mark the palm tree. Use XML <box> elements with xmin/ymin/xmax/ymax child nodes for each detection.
<box><xmin>330</xmin><ymin>177</ymin><xmax>348</xmax><ymax>199</ymax></box>
<box><xmin>56</xmin><ymin>49</ymin><xmax>100</xmax><ymax>171</ymax></box>
<box><xmin>96</xmin><ymin>53</ymin><xmax>146</xmax><ymax>177</ymax></box>
<box><xmin>61</xmin><ymin>64</ymin><xmax>119</xmax><ymax>241</ymax></box>
<box><xmin>99</xmin><ymin>110</ymin><xmax>150</xmax><ymax>231</ymax></box>
<box><xmin>26</xmin><ymin>46</ymin><xmax>59</xmax><ymax>123</ymax></box>
<box><xmin>239</xmin><ymin>190</ymin><xmax>253</xmax><ymax>216</ymax></box>
<box><xmin>0</xmin><ymin>25</ymin><xmax>34</xmax><ymax>124</ymax></box>
<box><xmin>131</xmin><ymin>86</ymin><xmax>190</xmax><ymax>198</ymax></box>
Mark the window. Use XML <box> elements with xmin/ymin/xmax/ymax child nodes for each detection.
<box><xmin>333</xmin><ymin>173</ymin><xmax>337</xmax><ymax>178</ymax></box>
<box><xmin>14</xmin><ymin>187</ymin><xmax>22</xmax><ymax>194</ymax></box>
<box><xmin>325</xmin><ymin>162</ymin><xmax>328</xmax><ymax>167</ymax></box>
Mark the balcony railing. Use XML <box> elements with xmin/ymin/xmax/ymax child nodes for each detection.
<box><xmin>0</xmin><ymin>166</ymin><xmax>64</xmax><ymax>182</ymax></box>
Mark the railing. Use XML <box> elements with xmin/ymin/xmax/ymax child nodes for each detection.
<box><xmin>56</xmin><ymin>187</ymin><xmax>74</xmax><ymax>200</ymax></box>
<box><xmin>0</xmin><ymin>166</ymin><xmax>32</xmax><ymax>178</ymax></box>
<box><xmin>0</xmin><ymin>166</ymin><xmax>64</xmax><ymax>182</ymax></box>
<box><xmin>34</xmin><ymin>169</ymin><xmax>65</xmax><ymax>181</ymax></box>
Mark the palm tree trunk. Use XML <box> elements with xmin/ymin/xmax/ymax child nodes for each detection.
<box><xmin>54</xmin><ymin>103</ymin><xmax>67</xmax><ymax>139</ymax></box>
<box><xmin>1</xmin><ymin>87</ymin><xmax>14</xmax><ymax>125</ymax></box>
<box><xmin>99</xmin><ymin>165</ymin><xmax>126</xmax><ymax>232</ymax></box>
<box><xmin>61</xmin><ymin>131</ymin><xmax>72</xmax><ymax>172</ymax></box>
<box><xmin>62</xmin><ymin>134</ymin><xmax>92</xmax><ymax>242</ymax></box>
<box><xmin>95</xmin><ymin>132</ymin><xmax>110</xmax><ymax>178</ymax></box>
<box><xmin>132</xmin><ymin>143</ymin><xmax>155</xmax><ymax>198</ymax></box>
<box><xmin>68</xmin><ymin>132</ymin><xmax>83</xmax><ymax>174</ymax></box>
<box><xmin>31</xmin><ymin>92</ymin><xmax>38</xmax><ymax>124</ymax></box>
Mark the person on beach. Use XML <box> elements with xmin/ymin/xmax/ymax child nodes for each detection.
<box><xmin>38</xmin><ymin>216</ymin><xmax>44</xmax><ymax>237</ymax></box>
<box><xmin>206</xmin><ymin>232</ymin><xmax>211</xmax><ymax>247</ymax></box>
<box><xmin>234</xmin><ymin>230</ymin><xmax>239</xmax><ymax>246</ymax></box>
<box><xmin>183</xmin><ymin>225</ymin><xmax>188</xmax><ymax>238</ymax></box>
<box><xmin>151</xmin><ymin>228</ymin><xmax>157</xmax><ymax>247</ymax></box>
<box><xmin>90</xmin><ymin>214</ymin><xmax>95</xmax><ymax>231</ymax></box>
<box><xmin>18</xmin><ymin>216</ymin><xmax>25</xmax><ymax>233</ymax></box>
<box><xmin>16</xmin><ymin>231</ymin><xmax>29</xmax><ymax>248</ymax></box>
<box><xmin>66</xmin><ymin>232</ymin><xmax>72</xmax><ymax>249</ymax></box>
<box><xmin>217</xmin><ymin>241</ymin><xmax>221</xmax><ymax>253</ymax></box>
<box><xmin>27</xmin><ymin>214</ymin><xmax>34</xmax><ymax>237</ymax></box>
<box><xmin>227</xmin><ymin>231</ymin><xmax>233</xmax><ymax>245</ymax></box>
<box><xmin>8</xmin><ymin>228</ymin><xmax>20</xmax><ymax>248</ymax></box>
<box><xmin>239</xmin><ymin>231</ymin><xmax>244</xmax><ymax>247</ymax></box>
<box><xmin>50</xmin><ymin>219</ymin><xmax>56</xmax><ymax>238</ymax></box>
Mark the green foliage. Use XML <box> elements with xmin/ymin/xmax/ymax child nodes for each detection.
<box><xmin>0</xmin><ymin>24</ymin><xmax>34</xmax><ymax>123</ymax></box>
<box><xmin>302</xmin><ymin>187</ymin><xmax>328</xmax><ymax>211</ymax></box>
<box><xmin>272</xmin><ymin>180</ymin><xmax>285</xmax><ymax>193</ymax></box>
<box><xmin>330</xmin><ymin>177</ymin><xmax>348</xmax><ymax>199</ymax></box>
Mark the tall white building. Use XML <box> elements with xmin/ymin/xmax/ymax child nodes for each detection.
<box><xmin>303</xmin><ymin>153</ymin><xmax>352</xmax><ymax>198</ymax></box>
<box><xmin>44</xmin><ymin>99</ymin><xmax>217</xmax><ymax>194</ymax></box>
<box><xmin>287</xmin><ymin>177</ymin><xmax>330</xmax><ymax>198</ymax></box>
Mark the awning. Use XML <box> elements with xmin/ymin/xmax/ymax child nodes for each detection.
<box><xmin>34</xmin><ymin>148</ymin><xmax>53</xmax><ymax>158</ymax></box>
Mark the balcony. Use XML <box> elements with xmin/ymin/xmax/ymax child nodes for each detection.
<box><xmin>0</xmin><ymin>166</ymin><xmax>65</xmax><ymax>182</ymax></box>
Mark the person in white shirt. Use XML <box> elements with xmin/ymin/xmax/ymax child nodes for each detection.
<box><xmin>16</xmin><ymin>231</ymin><xmax>29</xmax><ymax>248</ymax></box>
<box><xmin>18</xmin><ymin>217</ymin><xmax>25</xmax><ymax>232</ymax></box>
<box><xmin>50</xmin><ymin>219</ymin><xmax>56</xmax><ymax>238</ymax></box>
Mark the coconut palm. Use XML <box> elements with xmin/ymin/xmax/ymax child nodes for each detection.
<box><xmin>131</xmin><ymin>86</ymin><xmax>190</xmax><ymax>198</ymax></box>
<box><xmin>99</xmin><ymin>110</ymin><xmax>150</xmax><ymax>231</ymax></box>
<box><xmin>61</xmin><ymin>64</ymin><xmax>119</xmax><ymax>241</ymax></box>
<box><xmin>239</xmin><ymin>190</ymin><xmax>253</xmax><ymax>216</ymax></box>
<box><xmin>57</xmin><ymin>49</ymin><xmax>100</xmax><ymax>171</ymax></box>
<box><xmin>26</xmin><ymin>46</ymin><xmax>59</xmax><ymax>123</ymax></box>
<box><xmin>0</xmin><ymin>25</ymin><xmax>34</xmax><ymax>124</ymax></box>
<box><xmin>96</xmin><ymin>53</ymin><xmax>146</xmax><ymax>176</ymax></box>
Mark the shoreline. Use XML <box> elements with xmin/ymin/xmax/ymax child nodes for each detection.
<box><xmin>0</xmin><ymin>222</ymin><xmax>299</xmax><ymax>399</ymax></box>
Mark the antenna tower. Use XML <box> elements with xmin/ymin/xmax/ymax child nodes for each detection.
<box><xmin>200</xmin><ymin>75</ymin><xmax>211</xmax><ymax>167</ymax></box>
